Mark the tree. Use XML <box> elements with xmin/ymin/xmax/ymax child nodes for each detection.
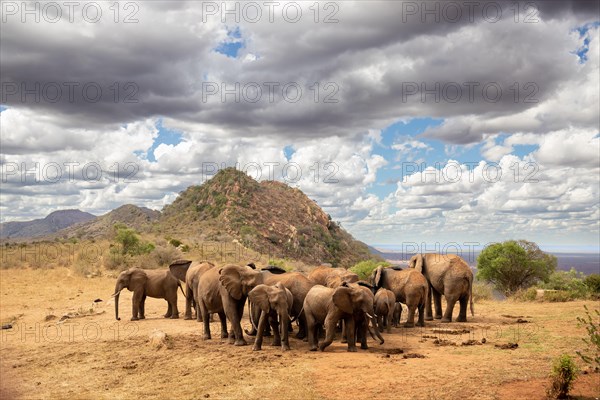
<box><xmin>115</xmin><ymin>227</ymin><xmax>141</xmax><ymax>255</ymax></box>
<box><xmin>476</xmin><ymin>240</ymin><xmax>556</xmax><ymax>295</ymax></box>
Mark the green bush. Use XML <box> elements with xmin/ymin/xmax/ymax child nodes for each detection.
<box><xmin>541</xmin><ymin>268</ymin><xmax>589</xmax><ymax>299</ymax></box>
<box><xmin>576</xmin><ymin>305</ymin><xmax>600</xmax><ymax>370</ymax></box>
<box><xmin>168</xmin><ymin>238</ymin><xmax>182</xmax><ymax>247</ymax></box>
<box><xmin>471</xmin><ymin>281</ymin><xmax>494</xmax><ymax>301</ymax></box>
<box><xmin>350</xmin><ymin>259</ymin><xmax>391</xmax><ymax>281</ymax></box>
<box><xmin>546</xmin><ymin>354</ymin><xmax>578</xmax><ymax>399</ymax></box>
<box><xmin>511</xmin><ymin>287</ymin><xmax>538</xmax><ymax>302</ymax></box>
<box><xmin>584</xmin><ymin>274</ymin><xmax>600</xmax><ymax>293</ymax></box>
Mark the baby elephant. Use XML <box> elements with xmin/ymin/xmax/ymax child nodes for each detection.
<box><xmin>247</xmin><ymin>282</ymin><xmax>293</xmax><ymax>351</ymax></box>
<box><xmin>113</xmin><ymin>268</ymin><xmax>182</xmax><ymax>321</ymax></box>
<box><xmin>374</xmin><ymin>288</ymin><xmax>396</xmax><ymax>333</ymax></box>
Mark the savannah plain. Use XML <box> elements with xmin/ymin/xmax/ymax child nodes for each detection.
<box><xmin>1</xmin><ymin>265</ymin><xmax>598</xmax><ymax>400</ymax></box>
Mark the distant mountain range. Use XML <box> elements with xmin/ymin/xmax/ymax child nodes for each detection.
<box><xmin>0</xmin><ymin>210</ymin><xmax>95</xmax><ymax>239</ymax></box>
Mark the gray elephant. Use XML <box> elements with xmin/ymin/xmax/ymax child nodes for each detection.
<box><xmin>408</xmin><ymin>253</ymin><xmax>474</xmax><ymax>322</ymax></box>
<box><xmin>370</xmin><ymin>266</ymin><xmax>428</xmax><ymax>328</ymax></box>
<box><xmin>112</xmin><ymin>268</ymin><xmax>182</xmax><ymax>321</ymax></box>
<box><xmin>247</xmin><ymin>282</ymin><xmax>293</xmax><ymax>351</ymax></box>
<box><xmin>196</xmin><ymin>265</ymin><xmax>230</xmax><ymax>342</ymax></box>
<box><xmin>218</xmin><ymin>264</ymin><xmax>316</xmax><ymax>345</ymax></box>
<box><xmin>303</xmin><ymin>282</ymin><xmax>384</xmax><ymax>352</ymax></box>
<box><xmin>374</xmin><ymin>287</ymin><xmax>396</xmax><ymax>333</ymax></box>
<box><xmin>169</xmin><ymin>260</ymin><xmax>216</xmax><ymax>320</ymax></box>
<box><xmin>307</xmin><ymin>265</ymin><xmax>359</xmax><ymax>288</ymax></box>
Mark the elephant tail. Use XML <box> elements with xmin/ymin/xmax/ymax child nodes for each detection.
<box><xmin>290</xmin><ymin>304</ymin><xmax>304</xmax><ymax>324</ymax></box>
<box><xmin>469</xmin><ymin>276</ymin><xmax>474</xmax><ymax>316</ymax></box>
<box><xmin>177</xmin><ymin>281</ymin><xmax>185</xmax><ymax>298</ymax></box>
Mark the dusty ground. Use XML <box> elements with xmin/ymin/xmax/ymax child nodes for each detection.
<box><xmin>0</xmin><ymin>267</ymin><xmax>598</xmax><ymax>400</ymax></box>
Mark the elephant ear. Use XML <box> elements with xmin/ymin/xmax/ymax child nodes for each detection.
<box><xmin>332</xmin><ymin>286</ymin><xmax>353</xmax><ymax>314</ymax></box>
<box><xmin>128</xmin><ymin>268</ymin><xmax>147</xmax><ymax>289</ymax></box>
<box><xmin>412</xmin><ymin>254</ymin><xmax>424</xmax><ymax>274</ymax></box>
<box><xmin>219</xmin><ymin>265</ymin><xmax>244</xmax><ymax>300</ymax></box>
<box><xmin>248</xmin><ymin>285</ymin><xmax>270</xmax><ymax>312</ymax></box>
<box><xmin>169</xmin><ymin>260</ymin><xmax>192</xmax><ymax>282</ymax></box>
<box><xmin>373</xmin><ymin>266</ymin><xmax>384</xmax><ymax>288</ymax></box>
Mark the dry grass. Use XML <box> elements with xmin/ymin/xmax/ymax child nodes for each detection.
<box><xmin>1</xmin><ymin>268</ymin><xmax>598</xmax><ymax>400</ymax></box>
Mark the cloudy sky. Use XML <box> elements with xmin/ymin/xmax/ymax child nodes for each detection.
<box><xmin>1</xmin><ymin>1</ymin><xmax>599</xmax><ymax>252</ymax></box>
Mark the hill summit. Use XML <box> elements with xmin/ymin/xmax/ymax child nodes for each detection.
<box><xmin>160</xmin><ymin>168</ymin><xmax>374</xmax><ymax>267</ymax></box>
<box><xmin>0</xmin><ymin>209</ymin><xmax>95</xmax><ymax>239</ymax></box>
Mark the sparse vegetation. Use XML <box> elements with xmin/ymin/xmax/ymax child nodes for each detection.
<box><xmin>350</xmin><ymin>259</ymin><xmax>392</xmax><ymax>280</ymax></box>
<box><xmin>477</xmin><ymin>240</ymin><xmax>557</xmax><ymax>295</ymax></box>
<box><xmin>576</xmin><ymin>305</ymin><xmax>600</xmax><ymax>370</ymax></box>
<box><xmin>546</xmin><ymin>354</ymin><xmax>579</xmax><ymax>399</ymax></box>
<box><xmin>471</xmin><ymin>281</ymin><xmax>494</xmax><ymax>301</ymax></box>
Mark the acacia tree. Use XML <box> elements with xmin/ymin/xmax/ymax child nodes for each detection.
<box><xmin>477</xmin><ymin>240</ymin><xmax>557</xmax><ymax>295</ymax></box>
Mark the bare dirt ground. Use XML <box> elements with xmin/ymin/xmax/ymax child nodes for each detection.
<box><xmin>1</xmin><ymin>267</ymin><xmax>598</xmax><ymax>400</ymax></box>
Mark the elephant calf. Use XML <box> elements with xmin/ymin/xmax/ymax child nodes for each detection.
<box><xmin>247</xmin><ymin>283</ymin><xmax>293</xmax><ymax>351</ymax></box>
<box><xmin>374</xmin><ymin>288</ymin><xmax>396</xmax><ymax>333</ymax></box>
<box><xmin>113</xmin><ymin>268</ymin><xmax>182</xmax><ymax>321</ymax></box>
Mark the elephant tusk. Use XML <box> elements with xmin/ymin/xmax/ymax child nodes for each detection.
<box><xmin>366</xmin><ymin>313</ymin><xmax>374</xmax><ymax>319</ymax></box>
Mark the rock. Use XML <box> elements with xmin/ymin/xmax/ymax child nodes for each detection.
<box><xmin>149</xmin><ymin>330</ymin><xmax>173</xmax><ymax>350</ymax></box>
<box><xmin>1</xmin><ymin>324</ymin><xmax>12</xmax><ymax>330</ymax></box>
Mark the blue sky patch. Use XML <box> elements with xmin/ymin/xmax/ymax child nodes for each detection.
<box><xmin>573</xmin><ymin>21</ymin><xmax>599</xmax><ymax>63</ymax></box>
<box><xmin>215</xmin><ymin>26</ymin><xmax>244</xmax><ymax>58</ymax></box>
<box><xmin>146</xmin><ymin>119</ymin><xmax>184</xmax><ymax>162</ymax></box>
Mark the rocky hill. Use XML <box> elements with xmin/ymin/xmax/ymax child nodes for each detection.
<box><xmin>0</xmin><ymin>209</ymin><xmax>95</xmax><ymax>239</ymax></box>
<box><xmin>160</xmin><ymin>168</ymin><xmax>375</xmax><ymax>267</ymax></box>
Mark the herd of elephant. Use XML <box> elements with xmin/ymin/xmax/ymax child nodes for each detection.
<box><xmin>112</xmin><ymin>254</ymin><xmax>474</xmax><ymax>352</ymax></box>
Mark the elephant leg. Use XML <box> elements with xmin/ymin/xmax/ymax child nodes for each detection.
<box><xmin>377</xmin><ymin>314</ymin><xmax>384</xmax><ymax>333</ymax></box>
<box><xmin>184</xmin><ymin>285</ymin><xmax>194</xmax><ymax>320</ymax></box>
<box><xmin>139</xmin><ymin>294</ymin><xmax>146</xmax><ymax>319</ymax></box>
<box><xmin>199</xmin><ymin>301</ymin><xmax>211</xmax><ymax>340</ymax></box>
<box><xmin>345</xmin><ymin>318</ymin><xmax>357</xmax><ymax>352</ymax></box>
<box><xmin>433</xmin><ymin>289</ymin><xmax>443</xmax><ymax>319</ymax></box>
<box><xmin>357</xmin><ymin>318</ymin><xmax>368</xmax><ymax>350</ymax></box>
<box><xmin>196</xmin><ymin>302</ymin><xmax>203</xmax><ymax>322</ymax></box>
<box><xmin>252</xmin><ymin>311</ymin><xmax>267</xmax><ymax>351</ymax></box>
<box><xmin>425</xmin><ymin>285</ymin><xmax>434</xmax><ymax>321</ymax></box>
<box><xmin>319</xmin><ymin>315</ymin><xmax>338</xmax><ymax>352</ymax></box>
<box><xmin>393</xmin><ymin>303</ymin><xmax>401</xmax><ymax>327</ymax></box>
<box><xmin>306</xmin><ymin>314</ymin><xmax>318</xmax><ymax>351</ymax></box>
<box><xmin>404</xmin><ymin>305</ymin><xmax>416</xmax><ymax>328</ymax></box>
<box><xmin>170</xmin><ymin>293</ymin><xmax>179</xmax><ymax>319</ymax></box>
<box><xmin>416</xmin><ymin>302</ymin><xmax>425</xmax><ymax>327</ymax></box>
<box><xmin>280</xmin><ymin>313</ymin><xmax>290</xmax><ymax>351</ymax></box>
<box><xmin>131</xmin><ymin>291</ymin><xmax>143</xmax><ymax>321</ymax></box>
<box><xmin>164</xmin><ymin>302</ymin><xmax>172</xmax><ymax>318</ymax></box>
<box><xmin>457</xmin><ymin>294</ymin><xmax>468</xmax><ymax>322</ymax></box>
<box><xmin>387</xmin><ymin>306</ymin><xmax>394</xmax><ymax>333</ymax></box>
<box><xmin>225</xmin><ymin>297</ymin><xmax>247</xmax><ymax>346</ymax></box>
<box><xmin>218</xmin><ymin>311</ymin><xmax>228</xmax><ymax>339</ymax></box>
<box><xmin>442</xmin><ymin>296</ymin><xmax>457</xmax><ymax>323</ymax></box>
<box><xmin>270</xmin><ymin>313</ymin><xmax>281</xmax><ymax>347</ymax></box>
<box><xmin>295</xmin><ymin>311</ymin><xmax>307</xmax><ymax>340</ymax></box>
<box><xmin>340</xmin><ymin>320</ymin><xmax>347</xmax><ymax>343</ymax></box>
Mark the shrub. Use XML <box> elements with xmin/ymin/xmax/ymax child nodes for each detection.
<box><xmin>543</xmin><ymin>290</ymin><xmax>577</xmax><ymax>302</ymax></box>
<box><xmin>168</xmin><ymin>238</ymin><xmax>182</xmax><ymax>247</ymax></box>
<box><xmin>546</xmin><ymin>354</ymin><xmax>578</xmax><ymax>399</ymax></box>
<box><xmin>576</xmin><ymin>305</ymin><xmax>600</xmax><ymax>370</ymax></box>
<box><xmin>471</xmin><ymin>281</ymin><xmax>494</xmax><ymax>301</ymax></box>
<box><xmin>511</xmin><ymin>287</ymin><xmax>538</xmax><ymax>302</ymax></box>
<box><xmin>350</xmin><ymin>259</ymin><xmax>391</xmax><ymax>281</ymax></box>
<box><xmin>151</xmin><ymin>244</ymin><xmax>183</xmax><ymax>267</ymax></box>
<box><xmin>477</xmin><ymin>240</ymin><xmax>556</xmax><ymax>295</ymax></box>
<box><xmin>584</xmin><ymin>274</ymin><xmax>600</xmax><ymax>294</ymax></box>
<box><xmin>541</xmin><ymin>268</ymin><xmax>589</xmax><ymax>299</ymax></box>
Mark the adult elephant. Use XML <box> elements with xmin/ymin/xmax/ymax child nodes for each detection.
<box><xmin>219</xmin><ymin>264</ymin><xmax>316</xmax><ymax>344</ymax></box>
<box><xmin>370</xmin><ymin>266</ymin><xmax>428</xmax><ymax>328</ymax></box>
<box><xmin>307</xmin><ymin>265</ymin><xmax>359</xmax><ymax>288</ymax></box>
<box><xmin>169</xmin><ymin>260</ymin><xmax>216</xmax><ymax>320</ymax></box>
<box><xmin>408</xmin><ymin>253</ymin><xmax>474</xmax><ymax>322</ymax></box>
<box><xmin>112</xmin><ymin>268</ymin><xmax>182</xmax><ymax>321</ymax></box>
<box><xmin>303</xmin><ymin>282</ymin><xmax>384</xmax><ymax>352</ymax></box>
<box><xmin>196</xmin><ymin>266</ymin><xmax>230</xmax><ymax>342</ymax></box>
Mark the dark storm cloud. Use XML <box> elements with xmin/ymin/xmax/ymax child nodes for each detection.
<box><xmin>0</xmin><ymin>0</ymin><xmax>597</xmax><ymax>139</ymax></box>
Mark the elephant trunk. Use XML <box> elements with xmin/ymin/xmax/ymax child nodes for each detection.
<box><xmin>245</xmin><ymin>300</ymin><xmax>258</xmax><ymax>336</ymax></box>
<box><xmin>280</xmin><ymin>309</ymin><xmax>289</xmax><ymax>347</ymax></box>
<box><xmin>369</xmin><ymin>315</ymin><xmax>385</xmax><ymax>344</ymax></box>
<box><xmin>113</xmin><ymin>282</ymin><xmax>124</xmax><ymax>321</ymax></box>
